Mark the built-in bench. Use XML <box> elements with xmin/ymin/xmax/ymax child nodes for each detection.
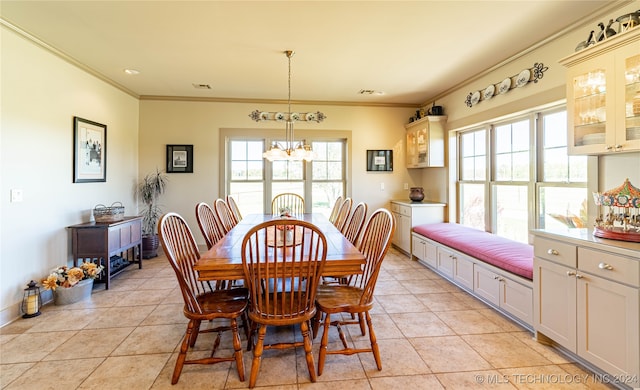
<box><xmin>411</xmin><ymin>223</ymin><xmax>534</xmax><ymax>330</ymax></box>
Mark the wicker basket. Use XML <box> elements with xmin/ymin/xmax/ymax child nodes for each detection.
<box><xmin>93</xmin><ymin>202</ymin><xmax>124</xmax><ymax>223</ymax></box>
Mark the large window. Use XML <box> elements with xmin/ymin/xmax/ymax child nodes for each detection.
<box><xmin>458</xmin><ymin>106</ymin><xmax>587</xmax><ymax>243</ymax></box>
<box><xmin>226</xmin><ymin>134</ymin><xmax>346</xmax><ymax>216</ymax></box>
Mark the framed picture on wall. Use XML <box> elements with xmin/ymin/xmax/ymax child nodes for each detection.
<box><xmin>366</xmin><ymin>149</ymin><xmax>393</xmax><ymax>171</ymax></box>
<box><xmin>166</xmin><ymin>144</ymin><xmax>193</xmax><ymax>173</ymax></box>
<box><xmin>73</xmin><ymin>116</ymin><xmax>107</xmax><ymax>183</ymax></box>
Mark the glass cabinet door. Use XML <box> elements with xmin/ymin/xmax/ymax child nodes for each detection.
<box><xmin>624</xmin><ymin>53</ymin><xmax>640</xmax><ymax>145</ymax></box>
<box><xmin>571</xmin><ymin>69</ymin><xmax>607</xmax><ymax>149</ymax></box>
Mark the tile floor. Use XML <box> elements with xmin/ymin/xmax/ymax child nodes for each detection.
<box><xmin>1</xmin><ymin>248</ymin><xmax>617</xmax><ymax>389</ymax></box>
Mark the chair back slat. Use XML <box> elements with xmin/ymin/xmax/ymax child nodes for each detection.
<box><xmin>271</xmin><ymin>193</ymin><xmax>305</xmax><ymax>216</ymax></box>
<box><xmin>214</xmin><ymin>198</ymin><xmax>237</xmax><ymax>234</ymax></box>
<box><xmin>342</xmin><ymin>202</ymin><xmax>367</xmax><ymax>245</ymax></box>
<box><xmin>195</xmin><ymin>202</ymin><xmax>225</xmax><ymax>249</ymax></box>
<box><xmin>241</xmin><ymin>219</ymin><xmax>327</xmax><ymax>322</ymax></box>
<box><xmin>158</xmin><ymin>212</ymin><xmax>206</xmax><ymax>314</ymax></box>
<box><xmin>333</xmin><ymin>197</ymin><xmax>352</xmax><ymax>231</ymax></box>
<box><xmin>226</xmin><ymin>195</ymin><xmax>243</xmax><ymax>224</ymax></box>
<box><xmin>328</xmin><ymin>196</ymin><xmax>344</xmax><ymax>224</ymax></box>
<box><xmin>349</xmin><ymin>208</ymin><xmax>395</xmax><ymax>306</ymax></box>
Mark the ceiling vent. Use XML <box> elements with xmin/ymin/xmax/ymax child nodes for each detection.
<box><xmin>192</xmin><ymin>83</ymin><xmax>212</xmax><ymax>89</ymax></box>
<box><xmin>358</xmin><ymin>89</ymin><xmax>384</xmax><ymax>95</ymax></box>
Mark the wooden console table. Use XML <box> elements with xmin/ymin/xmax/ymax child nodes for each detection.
<box><xmin>68</xmin><ymin>216</ymin><xmax>143</xmax><ymax>290</ymax></box>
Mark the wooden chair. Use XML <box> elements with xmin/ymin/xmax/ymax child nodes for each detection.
<box><xmin>342</xmin><ymin>202</ymin><xmax>368</xmax><ymax>245</ymax></box>
<box><xmin>328</xmin><ymin>196</ymin><xmax>343</xmax><ymax>224</ymax></box>
<box><xmin>195</xmin><ymin>202</ymin><xmax>225</xmax><ymax>249</ymax></box>
<box><xmin>271</xmin><ymin>192</ymin><xmax>304</xmax><ymax>216</ymax></box>
<box><xmin>312</xmin><ymin>208</ymin><xmax>395</xmax><ymax>375</ymax></box>
<box><xmin>214</xmin><ymin>198</ymin><xmax>237</xmax><ymax>234</ymax></box>
<box><xmin>241</xmin><ymin>218</ymin><xmax>327</xmax><ymax>388</ymax></box>
<box><xmin>158</xmin><ymin>212</ymin><xmax>248</xmax><ymax>384</ymax></box>
<box><xmin>332</xmin><ymin>197</ymin><xmax>352</xmax><ymax>231</ymax></box>
<box><xmin>226</xmin><ymin>195</ymin><xmax>242</xmax><ymax>224</ymax></box>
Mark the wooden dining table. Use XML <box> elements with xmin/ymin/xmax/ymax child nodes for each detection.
<box><xmin>194</xmin><ymin>213</ymin><xmax>366</xmax><ymax>281</ymax></box>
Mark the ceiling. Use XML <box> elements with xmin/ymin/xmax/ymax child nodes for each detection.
<box><xmin>0</xmin><ymin>1</ymin><xmax>617</xmax><ymax>106</ymax></box>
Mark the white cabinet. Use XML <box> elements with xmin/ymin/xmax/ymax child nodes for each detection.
<box><xmin>560</xmin><ymin>28</ymin><xmax>640</xmax><ymax>154</ymax></box>
<box><xmin>412</xmin><ymin>232</ymin><xmax>437</xmax><ymax>268</ymax></box>
<box><xmin>533</xmin><ymin>232</ymin><xmax>640</xmax><ymax>387</ymax></box>
<box><xmin>390</xmin><ymin>200</ymin><xmax>445</xmax><ymax>254</ymax></box>
<box><xmin>405</xmin><ymin>116</ymin><xmax>446</xmax><ymax>167</ymax></box>
<box><xmin>474</xmin><ymin>264</ymin><xmax>534</xmax><ymax>326</ymax></box>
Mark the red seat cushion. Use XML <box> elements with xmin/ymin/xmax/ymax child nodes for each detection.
<box><xmin>413</xmin><ymin>223</ymin><xmax>533</xmax><ymax>280</ymax></box>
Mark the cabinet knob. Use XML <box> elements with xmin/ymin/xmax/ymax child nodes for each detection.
<box><xmin>615</xmin><ymin>144</ymin><xmax>622</xmax><ymax>151</ymax></box>
<box><xmin>605</xmin><ymin>145</ymin><xmax>613</xmax><ymax>151</ymax></box>
<box><xmin>598</xmin><ymin>262</ymin><xmax>613</xmax><ymax>270</ymax></box>
<box><xmin>567</xmin><ymin>271</ymin><xmax>576</xmax><ymax>277</ymax></box>
<box><xmin>494</xmin><ymin>275</ymin><xmax>500</xmax><ymax>280</ymax></box>
<box><xmin>575</xmin><ymin>274</ymin><xmax>584</xmax><ymax>279</ymax></box>
<box><xmin>547</xmin><ymin>249</ymin><xmax>559</xmax><ymax>256</ymax></box>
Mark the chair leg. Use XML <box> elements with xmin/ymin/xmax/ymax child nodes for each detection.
<box><xmin>230</xmin><ymin>318</ymin><xmax>245</xmax><ymax>382</ymax></box>
<box><xmin>317</xmin><ymin>312</ymin><xmax>331</xmax><ymax>376</ymax></box>
<box><xmin>365</xmin><ymin>311</ymin><xmax>382</xmax><ymax>370</ymax></box>
<box><xmin>249</xmin><ymin>324</ymin><xmax>267</xmax><ymax>388</ymax></box>
<box><xmin>311</xmin><ymin>310</ymin><xmax>322</xmax><ymax>339</ymax></box>
<box><xmin>172</xmin><ymin>320</ymin><xmax>196</xmax><ymax>384</ymax></box>
<box><xmin>358</xmin><ymin>312</ymin><xmax>366</xmax><ymax>336</ymax></box>
<box><xmin>300</xmin><ymin>320</ymin><xmax>316</xmax><ymax>382</ymax></box>
<box><xmin>189</xmin><ymin>319</ymin><xmax>201</xmax><ymax>347</ymax></box>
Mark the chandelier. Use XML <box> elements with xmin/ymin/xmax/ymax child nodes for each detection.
<box><xmin>249</xmin><ymin>50</ymin><xmax>325</xmax><ymax>161</ymax></box>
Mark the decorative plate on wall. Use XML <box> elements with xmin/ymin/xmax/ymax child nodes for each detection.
<box><xmin>483</xmin><ymin>85</ymin><xmax>495</xmax><ymax>100</ymax></box>
<box><xmin>516</xmin><ymin>70</ymin><xmax>531</xmax><ymax>87</ymax></box>
<box><xmin>470</xmin><ymin>91</ymin><xmax>481</xmax><ymax>105</ymax></box>
<box><xmin>499</xmin><ymin>78</ymin><xmax>511</xmax><ymax>94</ymax></box>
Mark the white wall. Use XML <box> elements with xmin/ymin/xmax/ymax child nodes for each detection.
<box><xmin>139</xmin><ymin>99</ymin><xmax>416</xmax><ymax>240</ymax></box>
<box><xmin>0</xmin><ymin>27</ymin><xmax>140</xmax><ymax>325</ymax></box>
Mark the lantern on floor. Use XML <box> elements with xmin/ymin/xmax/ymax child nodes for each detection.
<box><xmin>21</xmin><ymin>280</ymin><xmax>42</xmax><ymax>318</ymax></box>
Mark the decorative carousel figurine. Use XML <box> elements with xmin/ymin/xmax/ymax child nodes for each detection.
<box><xmin>592</xmin><ymin>178</ymin><xmax>640</xmax><ymax>242</ymax></box>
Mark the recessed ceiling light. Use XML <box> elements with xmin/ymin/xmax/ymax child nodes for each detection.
<box><xmin>192</xmin><ymin>83</ymin><xmax>212</xmax><ymax>89</ymax></box>
<box><xmin>123</xmin><ymin>69</ymin><xmax>140</xmax><ymax>75</ymax></box>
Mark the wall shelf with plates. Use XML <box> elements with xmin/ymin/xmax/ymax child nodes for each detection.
<box><xmin>465</xmin><ymin>63</ymin><xmax>548</xmax><ymax>107</ymax></box>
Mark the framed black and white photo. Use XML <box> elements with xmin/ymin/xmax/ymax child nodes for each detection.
<box><xmin>366</xmin><ymin>149</ymin><xmax>393</xmax><ymax>171</ymax></box>
<box><xmin>73</xmin><ymin>116</ymin><xmax>107</xmax><ymax>183</ymax></box>
<box><xmin>166</xmin><ymin>144</ymin><xmax>193</xmax><ymax>173</ymax></box>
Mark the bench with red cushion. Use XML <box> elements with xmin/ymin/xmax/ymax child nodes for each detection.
<box><xmin>412</xmin><ymin>223</ymin><xmax>533</xmax><ymax>280</ymax></box>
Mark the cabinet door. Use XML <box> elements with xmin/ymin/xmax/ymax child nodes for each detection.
<box><xmin>423</xmin><ymin>239</ymin><xmax>438</xmax><ymax>269</ymax></box>
<box><xmin>391</xmin><ymin>212</ymin><xmax>403</xmax><ymax>248</ymax></box>
<box><xmin>436</xmin><ymin>246</ymin><xmax>454</xmax><ymax>278</ymax></box>
<box><xmin>617</xmin><ymin>49</ymin><xmax>640</xmax><ymax>152</ymax></box>
<box><xmin>500</xmin><ymin>277</ymin><xmax>533</xmax><ymax>327</ymax></box>
<box><xmin>452</xmin><ymin>253</ymin><xmax>474</xmax><ymax>291</ymax></box>
<box><xmin>577</xmin><ymin>273</ymin><xmax>640</xmax><ymax>385</ymax></box>
<box><xmin>411</xmin><ymin>234</ymin><xmax>425</xmax><ymax>261</ymax></box>
<box><xmin>534</xmin><ymin>257</ymin><xmax>577</xmax><ymax>352</ymax></box>
<box><xmin>473</xmin><ymin>264</ymin><xmax>500</xmax><ymax>306</ymax></box>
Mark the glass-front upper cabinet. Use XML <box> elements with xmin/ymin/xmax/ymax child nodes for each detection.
<box><xmin>561</xmin><ymin>28</ymin><xmax>640</xmax><ymax>155</ymax></box>
<box><xmin>405</xmin><ymin>116</ymin><xmax>446</xmax><ymax>168</ymax></box>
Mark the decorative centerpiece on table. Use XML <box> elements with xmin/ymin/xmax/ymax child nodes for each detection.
<box><xmin>41</xmin><ymin>261</ymin><xmax>105</xmax><ymax>305</ymax></box>
<box><xmin>592</xmin><ymin>178</ymin><xmax>640</xmax><ymax>242</ymax></box>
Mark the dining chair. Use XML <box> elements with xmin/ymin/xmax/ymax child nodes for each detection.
<box><xmin>241</xmin><ymin>218</ymin><xmax>327</xmax><ymax>388</ymax></box>
<box><xmin>342</xmin><ymin>201</ymin><xmax>368</xmax><ymax>245</ymax></box>
<box><xmin>226</xmin><ymin>195</ymin><xmax>242</xmax><ymax>224</ymax></box>
<box><xmin>271</xmin><ymin>192</ymin><xmax>305</xmax><ymax>216</ymax></box>
<box><xmin>312</xmin><ymin>208</ymin><xmax>395</xmax><ymax>375</ymax></box>
<box><xmin>158</xmin><ymin>212</ymin><xmax>248</xmax><ymax>384</ymax></box>
<box><xmin>328</xmin><ymin>196</ymin><xmax>343</xmax><ymax>224</ymax></box>
<box><xmin>214</xmin><ymin>198</ymin><xmax>237</xmax><ymax>234</ymax></box>
<box><xmin>332</xmin><ymin>197</ymin><xmax>352</xmax><ymax>231</ymax></box>
<box><xmin>195</xmin><ymin>202</ymin><xmax>225</xmax><ymax>249</ymax></box>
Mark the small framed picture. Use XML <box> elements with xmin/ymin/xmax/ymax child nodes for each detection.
<box><xmin>73</xmin><ymin>116</ymin><xmax>107</xmax><ymax>183</ymax></box>
<box><xmin>166</xmin><ymin>144</ymin><xmax>193</xmax><ymax>173</ymax></box>
<box><xmin>366</xmin><ymin>149</ymin><xmax>393</xmax><ymax>171</ymax></box>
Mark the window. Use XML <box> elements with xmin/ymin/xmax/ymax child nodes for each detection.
<box><xmin>457</xmin><ymin>106</ymin><xmax>587</xmax><ymax>243</ymax></box>
<box><xmin>224</xmin><ymin>131</ymin><xmax>347</xmax><ymax>217</ymax></box>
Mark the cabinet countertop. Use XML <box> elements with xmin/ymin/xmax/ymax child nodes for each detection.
<box><xmin>532</xmin><ymin>228</ymin><xmax>640</xmax><ymax>259</ymax></box>
<box><xmin>391</xmin><ymin>200</ymin><xmax>446</xmax><ymax>207</ymax></box>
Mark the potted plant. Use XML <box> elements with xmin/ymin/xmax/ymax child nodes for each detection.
<box><xmin>138</xmin><ymin>169</ymin><xmax>168</xmax><ymax>258</ymax></box>
<box><xmin>41</xmin><ymin>262</ymin><xmax>105</xmax><ymax>305</ymax></box>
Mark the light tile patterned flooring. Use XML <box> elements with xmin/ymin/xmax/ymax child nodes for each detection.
<box><xmin>1</xmin><ymin>248</ymin><xmax>616</xmax><ymax>389</ymax></box>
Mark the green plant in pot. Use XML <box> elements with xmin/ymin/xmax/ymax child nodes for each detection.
<box><xmin>138</xmin><ymin>169</ymin><xmax>168</xmax><ymax>258</ymax></box>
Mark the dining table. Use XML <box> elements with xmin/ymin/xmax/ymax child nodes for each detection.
<box><xmin>194</xmin><ymin>213</ymin><xmax>366</xmax><ymax>282</ymax></box>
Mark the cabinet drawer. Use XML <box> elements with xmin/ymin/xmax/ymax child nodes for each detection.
<box><xmin>534</xmin><ymin>237</ymin><xmax>577</xmax><ymax>267</ymax></box>
<box><xmin>578</xmin><ymin>247</ymin><xmax>640</xmax><ymax>287</ymax></box>
<box><xmin>390</xmin><ymin>202</ymin><xmax>412</xmax><ymax>217</ymax></box>
<box><xmin>390</xmin><ymin>203</ymin><xmax>400</xmax><ymax>213</ymax></box>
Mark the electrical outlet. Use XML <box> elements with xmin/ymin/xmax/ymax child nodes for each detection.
<box><xmin>10</xmin><ymin>189</ymin><xmax>23</xmax><ymax>202</ymax></box>
<box><xmin>403</xmin><ymin>183</ymin><xmax>409</xmax><ymax>190</ymax></box>
<box><xmin>380</xmin><ymin>182</ymin><xmax>385</xmax><ymax>191</ymax></box>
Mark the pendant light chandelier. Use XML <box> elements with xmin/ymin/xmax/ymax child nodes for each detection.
<box><xmin>249</xmin><ymin>50</ymin><xmax>325</xmax><ymax>161</ymax></box>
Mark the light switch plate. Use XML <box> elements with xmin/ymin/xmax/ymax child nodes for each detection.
<box><xmin>10</xmin><ymin>189</ymin><xmax>23</xmax><ymax>202</ymax></box>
